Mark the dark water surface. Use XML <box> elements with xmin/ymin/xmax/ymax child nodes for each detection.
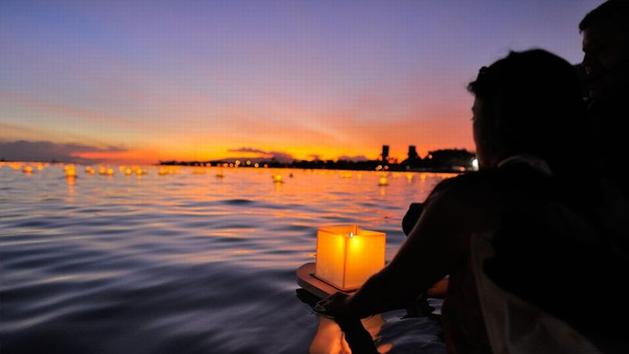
<box><xmin>1</xmin><ymin>165</ymin><xmax>451</xmax><ymax>353</ymax></box>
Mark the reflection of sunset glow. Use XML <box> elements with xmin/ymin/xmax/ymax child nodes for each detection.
<box><xmin>309</xmin><ymin>315</ymin><xmax>389</xmax><ymax>354</ymax></box>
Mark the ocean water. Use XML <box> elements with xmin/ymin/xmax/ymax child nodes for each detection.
<box><xmin>0</xmin><ymin>165</ymin><xmax>452</xmax><ymax>354</ymax></box>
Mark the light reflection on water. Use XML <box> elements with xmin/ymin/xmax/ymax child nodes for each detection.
<box><xmin>0</xmin><ymin>165</ymin><xmax>449</xmax><ymax>353</ymax></box>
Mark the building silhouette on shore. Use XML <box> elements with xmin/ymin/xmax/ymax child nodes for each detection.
<box><xmin>380</xmin><ymin>145</ymin><xmax>389</xmax><ymax>162</ymax></box>
<box><xmin>161</xmin><ymin>144</ymin><xmax>476</xmax><ymax>172</ymax></box>
<box><xmin>401</xmin><ymin>145</ymin><xmax>422</xmax><ymax>167</ymax></box>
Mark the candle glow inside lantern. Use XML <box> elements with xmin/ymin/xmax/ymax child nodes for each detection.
<box><xmin>315</xmin><ymin>225</ymin><xmax>386</xmax><ymax>291</ymax></box>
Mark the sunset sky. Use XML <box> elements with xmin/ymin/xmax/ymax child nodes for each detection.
<box><xmin>1</xmin><ymin>0</ymin><xmax>600</xmax><ymax>164</ymax></box>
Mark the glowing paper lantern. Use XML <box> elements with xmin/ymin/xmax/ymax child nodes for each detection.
<box><xmin>378</xmin><ymin>176</ymin><xmax>388</xmax><ymax>186</ymax></box>
<box><xmin>23</xmin><ymin>166</ymin><xmax>33</xmax><ymax>174</ymax></box>
<box><xmin>64</xmin><ymin>164</ymin><xmax>77</xmax><ymax>178</ymax></box>
<box><xmin>315</xmin><ymin>225</ymin><xmax>386</xmax><ymax>291</ymax></box>
<box><xmin>272</xmin><ymin>175</ymin><xmax>283</xmax><ymax>183</ymax></box>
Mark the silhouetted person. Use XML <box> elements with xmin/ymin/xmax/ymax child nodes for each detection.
<box><xmin>316</xmin><ymin>49</ymin><xmax>618</xmax><ymax>353</ymax></box>
<box><xmin>580</xmin><ymin>0</ymin><xmax>629</xmax><ymax>197</ymax></box>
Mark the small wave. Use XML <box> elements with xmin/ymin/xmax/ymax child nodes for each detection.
<box><xmin>222</xmin><ymin>198</ymin><xmax>255</xmax><ymax>205</ymax></box>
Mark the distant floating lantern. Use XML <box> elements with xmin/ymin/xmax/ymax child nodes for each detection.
<box><xmin>314</xmin><ymin>225</ymin><xmax>386</xmax><ymax>291</ymax></box>
<box><xmin>272</xmin><ymin>174</ymin><xmax>283</xmax><ymax>183</ymax></box>
<box><xmin>22</xmin><ymin>166</ymin><xmax>33</xmax><ymax>174</ymax></box>
<box><xmin>85</xmin><ymin>166</ymin><xmax>95</xmax><ymax>174</ymax></box>
<box><xmin>124</xmin><ymin>168</ymin><xmax>133</xmax><ymax>176</ymax></box>
<box><xmin>64</xmin><ymin>164</ymin><xmax>77</xmax><ymax>178</ymax></box>
<box><xmin>254</xmin><ymin>163</ymin><xmax>259</xmax><ymax>168</ymax></box>
<box><xmin>134</xmin><ymin>168</ymin><xmax>146</xmax><ymax>176</ymax></box>
<box><xmin>405</xmin><ymin>173</ymin><xmax>414</xmax><ymax>182</ymax></box>
<box><xmin>216</xmin><ymin>171</ymin><xmax>225</xmax><ymax>178</ymax></box>
<box><xmin>340</xmin><ymin>172</ymin><xmax>353</xmax><ymax>179</ymax></box>
<box><xmin>36</xmin><ymin>163</ymin><xmax>44</xmax><ymax>171</ymax></box>
<box><xmin>378</xmin><ymin>176</ymin><xmax>388</xmax><ymax>186</ymax></box>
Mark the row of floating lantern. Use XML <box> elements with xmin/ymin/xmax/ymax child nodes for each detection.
<box><xmin>6</xmin><ymin>163</ymin><xmax>438</xmax><ymax>187</ymax></box>
<box><xmin>16</xmin><ymin>162</ymin><xmax>47</xmax><ymax>174</ymax></box>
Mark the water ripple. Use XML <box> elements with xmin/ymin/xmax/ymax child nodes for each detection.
<box><xmin>0</xmin><ymin>167</ymin><xmax>443</xmax><ymax>353</ymax></box>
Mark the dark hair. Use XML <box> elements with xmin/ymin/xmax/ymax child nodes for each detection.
<box><xmin>467</xmin><ymin>49</ymin><xmax>588</xmax><ymax>176</ymax></box>
<box><xmin>579</xmin><ymin>0</ymin><xmax>629</xmax><ymax>34</ymax></box>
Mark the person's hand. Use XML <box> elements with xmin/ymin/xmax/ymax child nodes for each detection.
<box><xmin>314</xmin><ymin>292</ymin><xmax>353</xmax><ymax>318</ymax></box>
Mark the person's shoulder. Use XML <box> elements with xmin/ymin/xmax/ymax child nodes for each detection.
<box><xmin>427</xmin><ymin>171</ymin><xmax>500</xmax><ymax>207</ymax></box>
<box><xmin>432</xmin><ymin>171</ymin><xmax>497</xmax><ymax>196</ymax></box>
<box><xmin>421</xmin><ymin>171</ymin><xmax>502</xmax><ymax>231</ymax></box>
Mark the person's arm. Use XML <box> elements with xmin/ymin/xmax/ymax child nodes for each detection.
<box><xmin>325</xmin><ymin>177</ymin><xmax>499</xmax><ymax>318</ymax></box>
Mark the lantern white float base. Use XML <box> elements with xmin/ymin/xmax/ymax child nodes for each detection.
<box><xmin>297</xmin><ymin>262</ymin><xmax>351</xmax><ymax>299</ymax></box>
<box><xmin>297</xmin><ymin>262</ymin><xmax>449</xmax><ymax>300</ymax></box>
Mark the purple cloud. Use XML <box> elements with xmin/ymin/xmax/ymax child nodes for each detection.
<box><xmin>0</xmin><ymin>140</ymin><xmax>125</xmax><ymax>163</ymax></box>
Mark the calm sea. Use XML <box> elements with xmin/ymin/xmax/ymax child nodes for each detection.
<box><xmin>0</xmin><ymin>165</ymin><xmax>452</xmax><ymax>353</ymax></box>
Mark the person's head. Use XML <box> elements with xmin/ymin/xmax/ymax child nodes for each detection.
<box><xmin>579</xmin><ymin>0</ymin><xmax>629</xmax><ymax>100</ymax></box>
<box><xmin>468</xmin><ymin>49</ymin><xmax>587</xmax><ymax>174</ymax></box>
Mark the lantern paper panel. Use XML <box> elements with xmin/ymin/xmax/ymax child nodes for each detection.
<box><xmin>315</xmin><ymin>225</ymin><xmax>386</xmax><ymax>291</ymax></box>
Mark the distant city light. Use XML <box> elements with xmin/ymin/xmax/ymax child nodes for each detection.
<box><xmin>472</xmin><ymin>158</ymin><xmax>479</xmax><ymax>171</ymax></box>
